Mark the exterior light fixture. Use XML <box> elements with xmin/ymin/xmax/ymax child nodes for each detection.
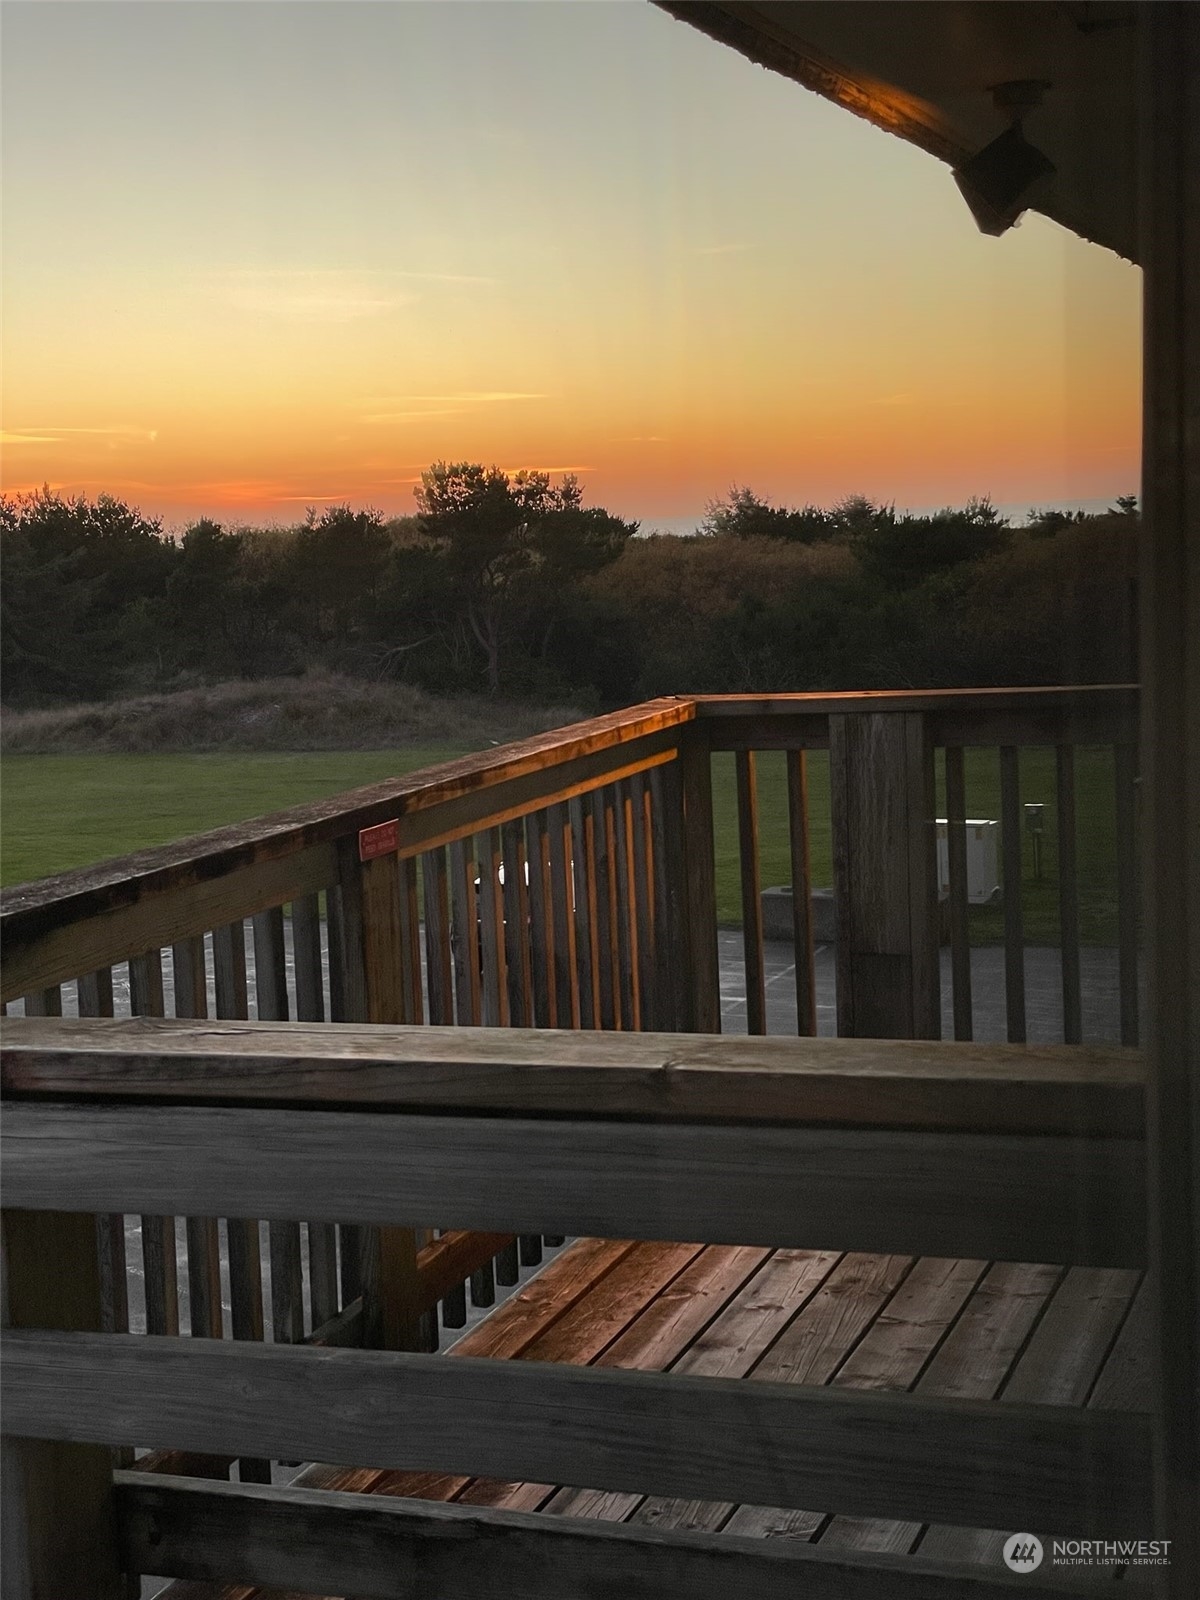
<box><xmin>953</xmin><ymin>80</ymin><xmax>1055</xmax><ymax>236</ymax></box>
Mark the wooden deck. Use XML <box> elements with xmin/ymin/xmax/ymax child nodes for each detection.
<box><xmin>161</xmin><ymin>1237</ymin><xmax>1150</xmax><ymax>1599</ymax></box>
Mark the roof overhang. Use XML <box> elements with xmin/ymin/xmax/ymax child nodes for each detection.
<box><xmin>654</xmin><ymin>2</ymin><xmax>1139</xmax><ymax>261</ymax></box>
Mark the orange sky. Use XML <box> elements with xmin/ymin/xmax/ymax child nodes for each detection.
<box><xmin>2</xmin><ymin>2</ymin><xmax>1141</xmax><ymax>531</ymax></box>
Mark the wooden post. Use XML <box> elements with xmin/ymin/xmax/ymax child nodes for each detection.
<box><xmin>673</xmin><ymin>724</ymin><xmax>721</xmax><ymax>1033</ymax></box>
<box><xmin>332</xmin><ymin>835</ymin><xmax>424</xmax><ymax>1352</ymax></box>
<box><xmin>830</xmin><ymin>711</ymin><xmax>939</xmax><ymax>1040</ymax></box>
<box><xmin>2</xmin><ymin>1211</ymin><xmax>124</xmax><ymax>1598</ymax></box>
<box><xmin>1140</xmin><ymin>8</ymin><xmax>1199</xmax><ymax>1595</ymax></box>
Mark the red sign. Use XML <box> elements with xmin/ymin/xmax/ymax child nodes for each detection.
<box><xmin>358</xmin><ymin>819</ymin><xmax>399</xmax><ymax>862</ymax></box>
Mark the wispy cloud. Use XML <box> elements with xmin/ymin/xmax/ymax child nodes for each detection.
<box><xmin>2</xmin><ymin>425</ymin><xmax>158</xmax><ymax>446</ymax></box>
<box><xmin>209</xmin><ymin>267</ymin><xmax>494</xmax><ymax>324</ymax></box>
<box><xmin>610</xmin><ymin>435</ymin><xmax>667</xmax><ymax>444</ymax></box>
<box><xmin>695</xmin><ymin>242</ymin><xmax>756</xmax><ymax>257</ymax></box>
<box><xmin>360</xmin><ymin>391</ymin><xmax>548</xmax><ymax>424</ymax></box>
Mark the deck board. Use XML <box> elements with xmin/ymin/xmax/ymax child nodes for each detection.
<box><xmin>159</xmin><ymin>1239</ymin><xmax>1146</xmax><ymax>1600</ymax></box>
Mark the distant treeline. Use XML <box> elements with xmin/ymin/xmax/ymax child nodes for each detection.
<box><xmin>1</xmin><ymin>467</ymin><xmax>1139</xmax><ymax>707</ymax></box>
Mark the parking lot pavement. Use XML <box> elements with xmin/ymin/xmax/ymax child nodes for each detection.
<box><xmin>715</xmin><ymin>929</ymin><xmax>1134</xmax><ymax>1045</ymax></box>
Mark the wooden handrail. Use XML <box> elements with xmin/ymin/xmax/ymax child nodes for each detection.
<box><xmin>1</xmin><ymin>1016</ymin><xmax>1144</xmax><ymax>1134</ymax></box>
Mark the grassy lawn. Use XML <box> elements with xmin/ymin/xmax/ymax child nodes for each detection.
<box><xmin>710</xmin><ymin>745</ymin><xmax>1126</xmax><ymax>946</ymax></box>
<box><xmin>0</xmin><ymin>751</ymin><xmax>473</xmax><ymax>887</ymax></box>
<box><xmin>3</xmin><ymin>745</ymin><xmax>1127</xmax><ymax>947</ymax></box>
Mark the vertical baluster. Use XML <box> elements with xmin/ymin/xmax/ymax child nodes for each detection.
<box><xmin>251</xmin><ymin>906</ymin><xmax>289</xmax><ymax>1022</ymax></box>
<box><xmin>449</xmin><ymin>838</ymin><xmax>483</xmax><ymax>1027</ymax></box>
<box><xmin>171</xmin><ymin>936</ymin><xmax>208</xmax><ymax>1020</ymax></box>
<box><xmin>77</xmin><ymin>968</ymin><xmax>129</xmax><ymax>1366</ymax></box>
<box><xmin>253</xmin><ymin>907</ymin><xmax>304</xmax><ymax>1345</ymax></box>
<box><xmin>629</xmin><ymin>774</ymin><xmax>657</xmax><ymax>1031</ymax></box>
<box><xmin>76</xmin><ymin>967</ymin><xmax>114</xmax><ymax>1021</ymax></box>
<box><xmin>213</xmin><ymin>921</ymin><xmax>249</xmax><ymax>1019</ymax></box>
<box><xmin>422</xmin><ymin>848</ymin><xmax>455</xmax><ymax>1026</ymax></box>
<box><xmin>735</xmin><ymin>751</ymin><xmax>767</xmax><ymax>1035</ymax></box>
<box><xmin>292</xmin><ymin>893</ymin><xmax>325</xmax><ymax>1022</ymax></box>
<box><xmin>1056</xmin><ymin>745</ymin><xmax>1083</xmax><ymax>1043</ymax></box>
<box><xmin>589</xmin><ymin>787</ymin><xmax>619</xmax><ymax>1030</ymax></box>
<box><xmin>999</xmin><ymin>746</ymin><xmax>1027</xmax><ymax>1043</ymax></box>
<box><xmin>612</xmin><ymin>780</ymin><xmax>639</xmax><ymax>1030</ymax></box>
<box><xmin>293</xmin><ymin>893</ymin><xmax>339</xmax><ymax>1327</ymax></box>
<box><xmin>568</xmin><ymin>795</ymin><xmax>598</xmax><ymax>1029</ymax></box>
<box><xmin>525</xmin><ymin>810</ymin><xmax>556</xmax><ymax>1027</ymax></box>
<box><xmin>172</xmin><ymin>939</ymin><xmax>223</xmax><ymax>1341</ymax></box>
<box><xmin>500</xmin><ymin>820</ymin><xmax>532</xmax><ymax>1027</ymax></box>
<box><xmin>470</xmin><ymin>1255</ymin><xmax>497</xmax><ymax>1309</ymax></box>
<box><xmin>325</xmin><ymin>883</ymin><xmax>362</xmax><ymax>1310</ymax></box>
<box><xmin>212</xmin><ymin>916</ymin><xmax>269</xmax><ymax>1478</ymax></box>
<box><xmin>477</xmin><ymin>828</ymin><xmax>507</xmax><ymax>1027</ymax></box>
<box><xmin>128</xmin><ymin>950</ymin><xmax>178</xmax><ymax>1337</ymax></box>
<box><xmin>944</xmin><ymin>746</ymin><xmax>974</xmax><ymax>1042</ymax></box>
<box><xmin>22</xmin><ymin>985</ymin><xmax>63</xmax><ymax>1018</ymax></box>
<box><xmin>548</xmin><ymin>801</ymin><xmax>579</xmax><ymax>1030</ymax></box>
<box><xmin>333</xmin><ymin>837</ymin><xmax>425</xmax><ymax>1352</ymax></box>
<box><xmin>398</xmin><ymin>855</ymin><xmax>424</xmax><ymax>1025</ymax></box>
<box><xmin>649</xmin><ymin>764</ymin><xmax>683</xmax><ymax>1032</ymax></box>
<box><xmin>678</xmin><ymin>726</ymin><xmax>721</xmax><ymax>1034</ymax></box>
<box><xmin>785</xmin><ymin>750</ymin><xmax>818</xmax><ymax>1038</ymax></box>
<box><xmin>1114</xmin><ymin>742</ymin><xmax>1140</xmax><ymax>1046</ymax></box>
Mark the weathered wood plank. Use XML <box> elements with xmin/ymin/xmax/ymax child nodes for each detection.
<box><xmin>918</xmin><ymin>1265</ymin><xmax>1143</xmax><ymax>1568</ymax></box>
<box><xmin>113</xmin><ymin>1474</ymin><xmax>1111</xmax><ymax>1600</ymax></box>
<box><xmin>735</xmin><ymin>751</ymin><xmax>767</xmax><ymax>1036</ymax></box>
<box><xmin>2</xmin><ymin>845</ymin><xmax>337</xmax><ymax>1005</ymax></box>
<box><xmin>944</xmin><ymin>746</ymin><xmax>973</xmax><ymax>1041</ymax></box>
<box><xmin>4</xmin><ymin>1331</ymin><xmax>1152</xmax><ymax>1535</ymax></box>
<box><xmin>1</xmin><ymin>1210</ymin><xmax>125</xmax><ymax>1599</ymax></box>
<box><xmin>2</xmin><ymin>1101</ymin><xmax>1147</xmax><ymax>1266</ymax></box>
<box><xmin>639</xmin><ymin>1250</ymin><xmax>906</xmax><ymax>1539</ymax></box>
<box><xmin>1</xmin><ymin>1019</ymin><xmax>1143</xmax><ymax>1136</ymax></box>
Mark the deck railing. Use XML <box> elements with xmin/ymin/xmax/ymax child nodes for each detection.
<box><xmin>2</xmin><ymin>1021</ymin><xmax>1150</xmax><ymax>1599</ymax></box>
<box><xmin>0</xmin><ymin>686</ymin><xmax>1139</xmax><ymax>1367</ymax></box>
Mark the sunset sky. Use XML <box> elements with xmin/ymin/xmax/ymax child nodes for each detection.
<box><xmin>2</xmin><ymin>0</ymin><xmax>1141</xmax><ymax>532</ymax></box>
